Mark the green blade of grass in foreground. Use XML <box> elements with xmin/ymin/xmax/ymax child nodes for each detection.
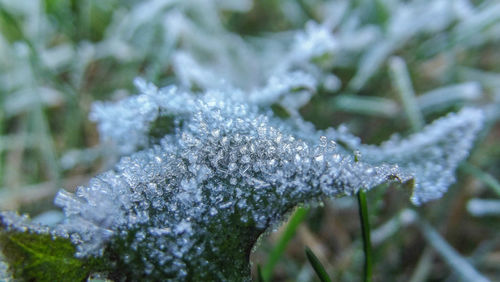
<box><xmin>261</xmin><ymin>206</ymin><xmax>309</xmax><ymax>282</ymax></box>
<box><xmin>305</xmin><ymin>247</ymin><xmax>332</xmax><ymax>282</ymax></box>
<box><xmin>357</xmin><ymin>190</ymin><xmax>372</xmax><ymax>282</ymax></box>
<box><xmin>257</xmin><ymin>264</ymin><xmax>264</xmax><ymax>282</ymax></box>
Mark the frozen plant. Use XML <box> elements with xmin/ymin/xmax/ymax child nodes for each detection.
<box><xmin>90</xmin><ymin>75</ymin><xmax>317</xmax><ymax>155</ymax></box>
<box><xmin>326</xmin><ymin>108</ymin><xmax>485</xmax><ymax>204</ymax></box>
<box><xmin>52</xmin><ymin>83</ymin><xmax>413</xmax><ymax>280</ymax></box>
<box><xmin>1</xmin><ymin>78</ymin><xmax>484</xmax><ymax>280</ymax></box>
<box><xmin>1</xmin><ymin>0</ymin><xmax>498</xmax><ymax>280</ymax></box>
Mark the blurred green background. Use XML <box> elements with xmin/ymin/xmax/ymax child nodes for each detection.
<box><xmin>1</xmin><ymin>0</ymin><xmax>500</xmax><ymax>281</ymax></box>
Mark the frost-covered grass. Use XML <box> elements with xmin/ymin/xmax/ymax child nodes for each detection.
<box><xmin>1</xmin><ymin>0</ymin><xmax>500</xmax><ymax>281</ymax></box>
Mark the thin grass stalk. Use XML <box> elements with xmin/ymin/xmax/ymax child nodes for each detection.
<box><xmin>389</xmin><ymin>56</ymin><xmax>424</xmax><ymax>132</ymax></box>
<box><xmin>357</xmin><ymin>189</ymin><xmax>372</xmax><ymax>282</ymax></box>
<box><xmin>305</xmin><ymin>246</ymin><xmax>332</xmax><ymax>282</ymax></box>
<box><xmin>460</xmin><ymin>163</ymin><xmax>500</xmax><ymax>197</ymax></box>
<box><xmin>417</xmin><ymin>219</ymin><xmax>489</xmax><ymax>282</ymax></box>
<box><xmin>261</xmin><ymin>206</ymin><xmax>310</xmax><ymax>282</ymax></box>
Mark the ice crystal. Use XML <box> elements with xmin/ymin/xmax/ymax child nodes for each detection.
<box><xmin>0</xmin><ymin>211</ymin><xmax>52</xmax><ymax>236</ymax></box>
<box><xmin>2</xmin><ymin>72</ymin><xmax>484</xmax><ymax>278</ymax></box>
<box><xmin>90</xmin><ymin>74</ymin><xmax>317</xmax><ymax>155</ymax></box>
<box><xmin>1</xmin><ymin>0</ymin><xmax>495</xmax><ymax>279</ymax></box>
<box><xmin>324</xmin><ymin>108</ymin><xmax>484</xmax><ymax>204</ymax></box>
<box><xmin>9</xmin><ymin>75</ymin><xmax>478</xmax><ymax>279</ymax></box>
<box><xmin>54</xmin><ymin>86</ymin><xmax>414</xmax><ymax>279</ymax></box>
<box><xmin>365</xmin><ymin>108</ymin><xmax>484</xmax><ymax>204</ymax></box>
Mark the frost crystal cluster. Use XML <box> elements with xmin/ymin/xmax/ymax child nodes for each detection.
<box><xmin>43</xmin><ymin>80</ymin><xmax>482</xmax><ymax>279</ymax></box>
<box><xmin>0</xmin><ymin>0</ymin><xmax>496</xmax><ymax>280</ymax></box>
<box><xmin>326</xmin><ymin>108</ymin><xmax>485</xmax><ymax>204</ymax></box>
<box><xmin>55</xmin><ymin>82</ymin><xmax>415</xmax><ymax>280</ymax></box>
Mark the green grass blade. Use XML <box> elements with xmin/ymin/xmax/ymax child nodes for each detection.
<box><xmin>257</xmin><ymin>264</ymin><xmax>264</xmax><ymax>282</ymax></box>
<box><xmin>357</xmin><ymin>190</ymin><xmax>372</xmax><ymax>282</ymax></box>
<box><xmin>0</xmin><ymin>110</ymin><xmax>3</xmax><ymax>186</ymax></box>
<box><xmin>417</xmin><ymin>219</ymin><xmax>489</xmax><ymax>282</ymax></box>
<box><xmin>261</xmin><ymin>206</ymin><xmax>309</xmax><ymax>282</ymax></box>
<box><xmin>389</xmin><ymin>56</ymin><xmax>424</xmax><ymax>132</ymax></box>
<box><xmin>32</xmin><ymin>107</ymin><xmax>61</xmax><ymax>182</ymax></box>
<box><xmin>461</xmin><ymin>163</ymin><xmax>500</xmax><ymax>197</ymax></box>
<box><xmin>305</xmin><ymin>247</ymin><xmax>331</xmax><ymax>282</ymax></box>
<box><xmin>332</xmin><ymin>95</ymin><xmax>399</xmax><ymax>118</ymax></box>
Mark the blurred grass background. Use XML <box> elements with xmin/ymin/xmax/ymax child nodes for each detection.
<box><xmin>0</xmin><ymin>0</ymin><xmax>499</xmax><ymax>281</ymax></box>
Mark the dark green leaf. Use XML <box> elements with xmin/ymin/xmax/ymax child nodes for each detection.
<box><xmin>0</xmin><ymin>231</ymin><xmax>104</xmax><ymax>281</ymax></box>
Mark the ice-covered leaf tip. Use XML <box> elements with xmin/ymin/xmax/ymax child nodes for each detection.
<box><xmin>327</xmin><ymin>108</ymin><xmax>485</xmax><ymax>204</ymax></box>
<box><xmin>1</xmin><ymin>79</ymin><xmax>483</xmax><ymax>280</ymax></box>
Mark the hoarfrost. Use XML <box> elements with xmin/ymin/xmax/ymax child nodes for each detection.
<box><xmin>361</xmin><ymin>108</ymin><xmax>483</xmax><ymax>204</ymax></box>
<box><xmin>1</xmin><ymin>80</ymin><xmax>483</xmax><ymax>279</ymax></box>
<box><xmin>0</xmin><ymin>0</ymin><xmax>494</xmax><ymax>279</ymax></box>
<box><xmin>60</xmin><ymin>90</ymin><xmax>411</xmax><ymax>279</ymax></box>
<box><xmin>90</xmin><ymin>73</ymin><xmax>317</xmax><ymax>155</ymax></box>
<box><xmin>324</xmin><ymin>108</ymin><xmax>484</xmax><ymax>204</ymax></box>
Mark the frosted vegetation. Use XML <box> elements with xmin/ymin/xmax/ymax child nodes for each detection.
<box><xmin>1</xmin><ymin>81</ymin><xmax>484</xmax><ymax>280</ymax></box>
<box><xmin>1</xmin><ymin>0</ymin><xmax>499</xmax><ymax>280</ymax></box>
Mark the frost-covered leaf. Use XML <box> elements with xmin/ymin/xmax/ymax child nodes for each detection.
<box><xmin>55</xmin><ymin>87</ymin><xmax>411</xmax><ymax>280</ymax></box>
<box><xmin>0</xmin><ymin>212</ymin><xmax>104</xmax><ymax>281</ymax></box>
<box><xmin>417</xmin><ymin>82</ymin><xmax>482</xmax><ymax>113</ymax></box>
<box><xmin>90</xmin><ymin>74</ymin><xmax>317</xmax><ymax>155</ymax></box>
<box><xmin>1</xmin><ymin>0</ymin><xmax>497</xmax><ymax>279</ymax></box>
<box><xmin>4</xmin><ymin>73</ymin><xmax>485</xmax><ymax>279</ymax></box>
<box><xmin>327</xmin><ymin>108</ymin><xmax>484</xmax><ymax>204</ymax></box>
